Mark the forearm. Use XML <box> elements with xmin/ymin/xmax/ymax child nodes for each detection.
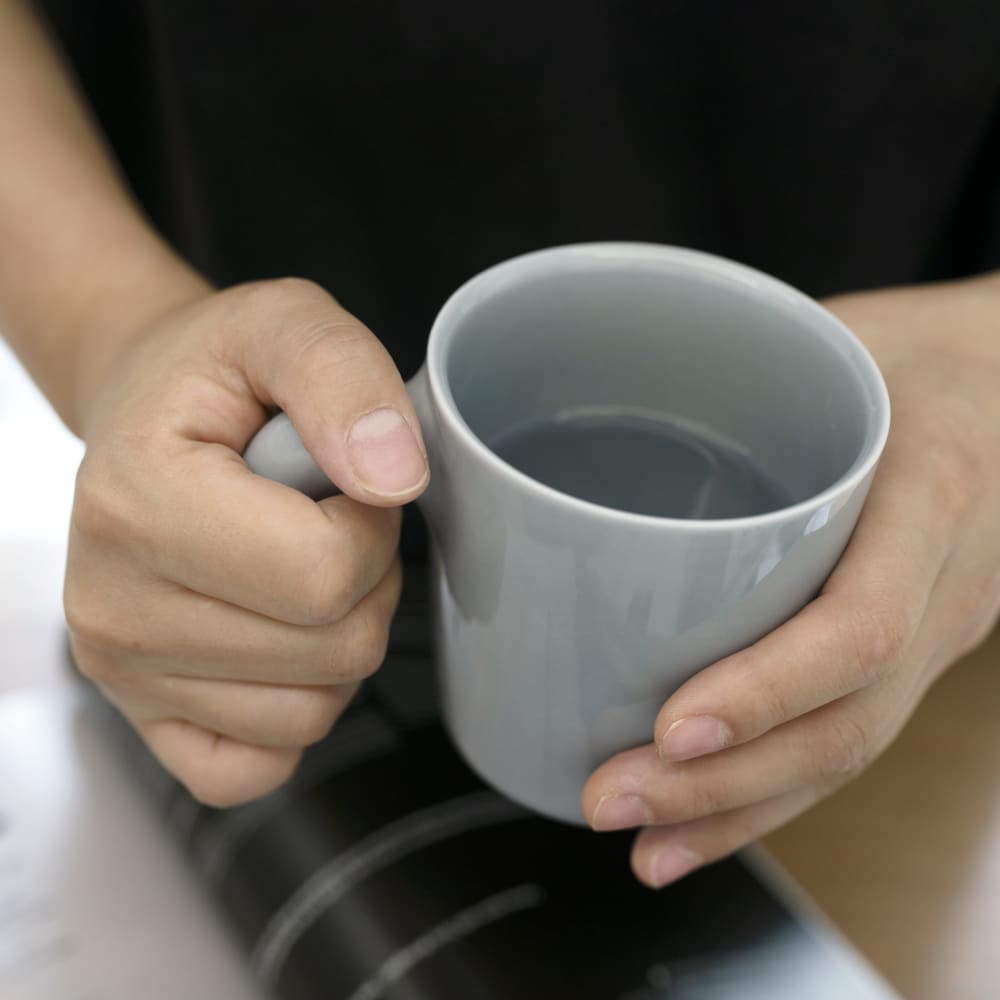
<box><xmin>825</xmin><ymin>268</ymin><xmax>1000</xmax><ymax>372</ymax></box>
<box><xmin>0</xmin><ymin>0</ymin><xmax>209</xmax><ymax>436</ymax></box>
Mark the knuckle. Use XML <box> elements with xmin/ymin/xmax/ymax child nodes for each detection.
<box><xmin>356</xmin><ymin>608</ymin><xmax>392</xmax><ymax>678</ymax></box>
<box><xmin>932</xmin><ymin>457</ymin><xmax>976</xmax><ymax>519</ymax></box>
<box><xmin>848</xmin><ymin>601</ymin><xmax>910</xmax><ymax>680</ymax></box>
<box><xmin>356</xmin><ymin>571</ymin><xmax>399</xmax><ymax>676</ymax></box>
<box><xmin>68</xmin><ymin>643</ymin><xmax>137</xmax><ymax>693</ymax></box>
<box><xmin>927</xmin><ymin>398</ymin><xmax>986</xmax><ymax>518</ymax></box>
<box><xmin>226</xmin><ymin>278</ymin><xmax>334</xmax><ymax>355</ymax></box>
<box><xmin>950</xmin><ymin>576</ymin><xmax>1000</xmax><ymax>656</ymax></box>
<box><xmin>64</xmin><ymin>579</ymin><xmax>132</xmax><ymax>658</ymax></box>
<box><xmin>818</xmin><ymin>713</ymin><xmax>872</xmax><ymax>780</ymax></box>
<box><xmin>291</xmin><ymin>325</ymin><xmax>382</xmax><ymax>405</ymax></box>
<box><xmin>298</xmin><ymin>322</ymin><xmax>373</xmax><ymax>369</ymax></box>
<box><xmin>326</xmin><ymin>605</ymin><xmax>390</xmax><ymax>682</ymax></box>
<box><xmin>384</xmin><ymin>556</ymin><xmax>405</xmax><ymax>608</ymax></box>
<box><xmin>297</xmin><ymin>542</ymin><xmax>358</xmax><ymax>626</ymax></box>
<box><xmin>754</xmin><ymin>668</ymin><xmax>794</xmax><ymax>730</ymax></box>
<box><xmin>969</xmin><ymin>603</ymin><xmax>1000</xmax><ymax>654</ymax></box>
<box><xmin>238</xmin><ymin>276</ymin><xmax>326</xmax><ymax>315</ymax></box>
<box><xmin>267</xmin><ymin>275</ymin><xmax>326</xmax><ymax>299</ymax></box>
<box><xmin>266</xmin><ymin>275</ymin><xmax>326</xmax><ymax>304</ymax></box>
<box><xmin>181</xmin><ymin>767</ymin><xmax>245</xmax><ymax>809</ymax></box>
<box><xmin>70</xmin><ymin>456</ymin><xmax>130</xmax><ymax>544</ymax></box>
<box><xmin>285</xmin><ymin>691</ymin><xmax>344</xmax><ymax>747</ymax></box>
<box><xmin>950</xmin><ymin>612</ymin><xmax>997</xmax><ymax>664</ymax></box>
<box><xmin>235</xmin><ymin>279</ymin><xmax>360</xmax><ymax>358</ymax></box>
<box><xmin>684</xmin><ymin>775</ymin><xmax>735</xmax><ymax>821</ymax></box>
<box><xmin>66</xmin><ymin>638</ymin><xmax>112</xmax><ymax>683</ymax></box>
<box><xmin>63</xmin><ymin>576</ymin><xmax>96</xmax><ymax>646</ymax></box>
<box><xmin>179</xmin><ymin>756</ymin><xmax>292</xmax><ymax>809</ymax></box>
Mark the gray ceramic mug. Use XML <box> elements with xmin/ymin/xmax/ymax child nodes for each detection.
<box><xmin>244</xmin><ymin>243</ymin><xmax>890</xmax><ymax>825</ymax></box>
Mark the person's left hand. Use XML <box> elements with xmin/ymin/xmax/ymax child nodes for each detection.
<box><xmin>581</xmin><ymin>272</ymin><xmax>1000</xmax><ymax>888</ymax></box>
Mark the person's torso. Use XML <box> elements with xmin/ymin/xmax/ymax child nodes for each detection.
<box><xmin>41</xmin><ymin>0</ymin><xmax>1000</xmax><ymax>380</ymax></box>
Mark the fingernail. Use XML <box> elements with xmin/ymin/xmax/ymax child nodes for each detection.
<box><xmin>591</xmin><ymin>794</ymin><xmax>652</xmax><ymax>832</ymax></box>
<box><xmin>347</xmin><ymin>407</ymin><xmax>428</xmax><ymax>496</ymax></box>
<box><xmin>658</xmin><ymin>716</ymin><xmax>733</xmax><ymax>762</ymax></box>
<box><xmin>650</xmin><ymin>844</ymin><xmax>703</xmax><ymax>888</ymax></box>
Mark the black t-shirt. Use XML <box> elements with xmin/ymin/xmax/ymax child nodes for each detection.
<box><xmin>39</xmin><ymin>1</ymin><xmax>1000</xmax><ymax>378</ymax></box>
<box><xmin>36</xmin><ymin>2</ymin><xmax>1000</xmax><ymax>559</ymax></box>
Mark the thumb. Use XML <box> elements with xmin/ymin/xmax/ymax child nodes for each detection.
<box><xmin>222</xmin><ymin>278</ymin><xmax>429</xmax><ymax>506</ymax></box>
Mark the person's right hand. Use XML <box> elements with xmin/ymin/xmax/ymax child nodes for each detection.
<box><xmin>64</xmin><ymin>278</ymin><xmax>429</xmax><ymax>806</ymax></box>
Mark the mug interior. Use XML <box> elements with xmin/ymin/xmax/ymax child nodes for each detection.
<box><xmin>437</xmin><ymin>247</ymin><xmax>885</xmax><ymax>516</ymax></box>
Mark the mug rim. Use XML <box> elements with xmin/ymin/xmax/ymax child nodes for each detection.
<box><xmin>424</xmin><ymin>242</ymin><xmax>891</xmax><ymax>531</ymax></box>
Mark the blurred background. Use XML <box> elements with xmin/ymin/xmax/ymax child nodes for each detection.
<box><xmin>0</xmin><ymin>339</ymin><xmax>267</xmax><ymax>1000</ymax></box>
<box><xmin>0</xmin><ymin>337</ymin><xmax>81</xmax><ymax>692</ymax></box>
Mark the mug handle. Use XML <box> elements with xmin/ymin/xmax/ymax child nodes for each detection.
<box><xmin>243</xmin><ymin>413</ymin><xmax>337</xmax><ymax>500</ymax></box>
<box><xmin>243</xmin><ymin>365</ymin><xmax>434</xmax><ymax>501</ymax></box>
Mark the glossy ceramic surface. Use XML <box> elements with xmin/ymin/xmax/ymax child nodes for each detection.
<box><xmin>245</xmin><ymin>243</ymin><xmax>890</xmax><ymax>824</ymax></box>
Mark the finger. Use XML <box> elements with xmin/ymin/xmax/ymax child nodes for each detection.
<box><xmin>111</xmin><ymin>677</ymin><xmax>358</xmax><ymax>749</ymax></box>
<box><xmin>653</xmin><ymin>440</ymin><xmax>951</xmax><ymax>763</ymax></box>
<box><xmin>629</xmin><ymin>786</ymin><xmax>822</xmax><ymax>889</ymax></box>
<box><xmin>585</xmin><ymin>674</ymin><xmax>916</xmax><ymax>831</ymax></box>
<box><xmin>211</xmin><ymin>278</ymin><xmax>429</xmax><ymax>503</ymax></box>
<box><xmin>70</xmin><ymin>468</ymin><xmax>402</xmax><ymax>626</ymax></box>
<box><xmin>147</xmin><ymin>466</ymin><xmax>401</xmax><ymax>626</ymax></box>
<box><xmin>69</xmin><ymin>554</ymin><xmax>403</xmax><ymax>685</ymax></box>
<box><xmin>137</xmin><ymin>718</ymin><xmax>303</xmax><ymax>807</ymax></box>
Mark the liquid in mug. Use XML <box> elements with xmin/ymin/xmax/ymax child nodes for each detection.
<box><xmin>489</xmin><ymin>406</ymin><xmax>793</xmax><ymax>519</ymax></box>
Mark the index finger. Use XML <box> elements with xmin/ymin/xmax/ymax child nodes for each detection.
<box><xmin>93</xmin><ymin>439</ymin><xmax>402</xmax><ymax>626</ymax></box>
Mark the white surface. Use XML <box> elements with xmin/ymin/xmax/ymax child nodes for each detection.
<box><xmin>0</xmin><ymin>340</ymin><xmax>267</xmax><ymax>999</ymax></box>
<box><xmin>0</xmin><ymin>689</ymin><xmax>267</xmax><ymax>1000</ymax></box>
<box><xmin>0</xmin><ymin>339</ymin><xmax>82</xmax><ymax>694</ymax></box>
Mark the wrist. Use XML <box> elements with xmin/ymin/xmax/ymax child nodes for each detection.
<box><xmin>825</xmin><ymin>269</ymin><xmax>1000</xmax><ymax>370</ymax></box>
<box><xmin>955</xmin><ymin>269</ymin><xmax>1000</xmax><ymax>363</ymax></box>
<box><xmin>63</xmin><ymin>240</ymin><xmax>213</xmax><ymax>437</ymax></box>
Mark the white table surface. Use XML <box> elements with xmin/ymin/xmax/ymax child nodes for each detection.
<box><xmin>0</xmin><ymin>339</ymin><xmax>267</xmax><ymax>1000</ymax></box>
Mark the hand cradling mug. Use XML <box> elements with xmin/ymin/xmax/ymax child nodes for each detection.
<box><xmin>245</xmin><ymin>243</ymin><xmax>891</xmax><ymax>824</ymax></box>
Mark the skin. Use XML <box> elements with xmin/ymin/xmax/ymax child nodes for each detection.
<box><xmin>3</xmin><ymin>2</ymin><xmax>998</xmax><ymax>868</ymax></box>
